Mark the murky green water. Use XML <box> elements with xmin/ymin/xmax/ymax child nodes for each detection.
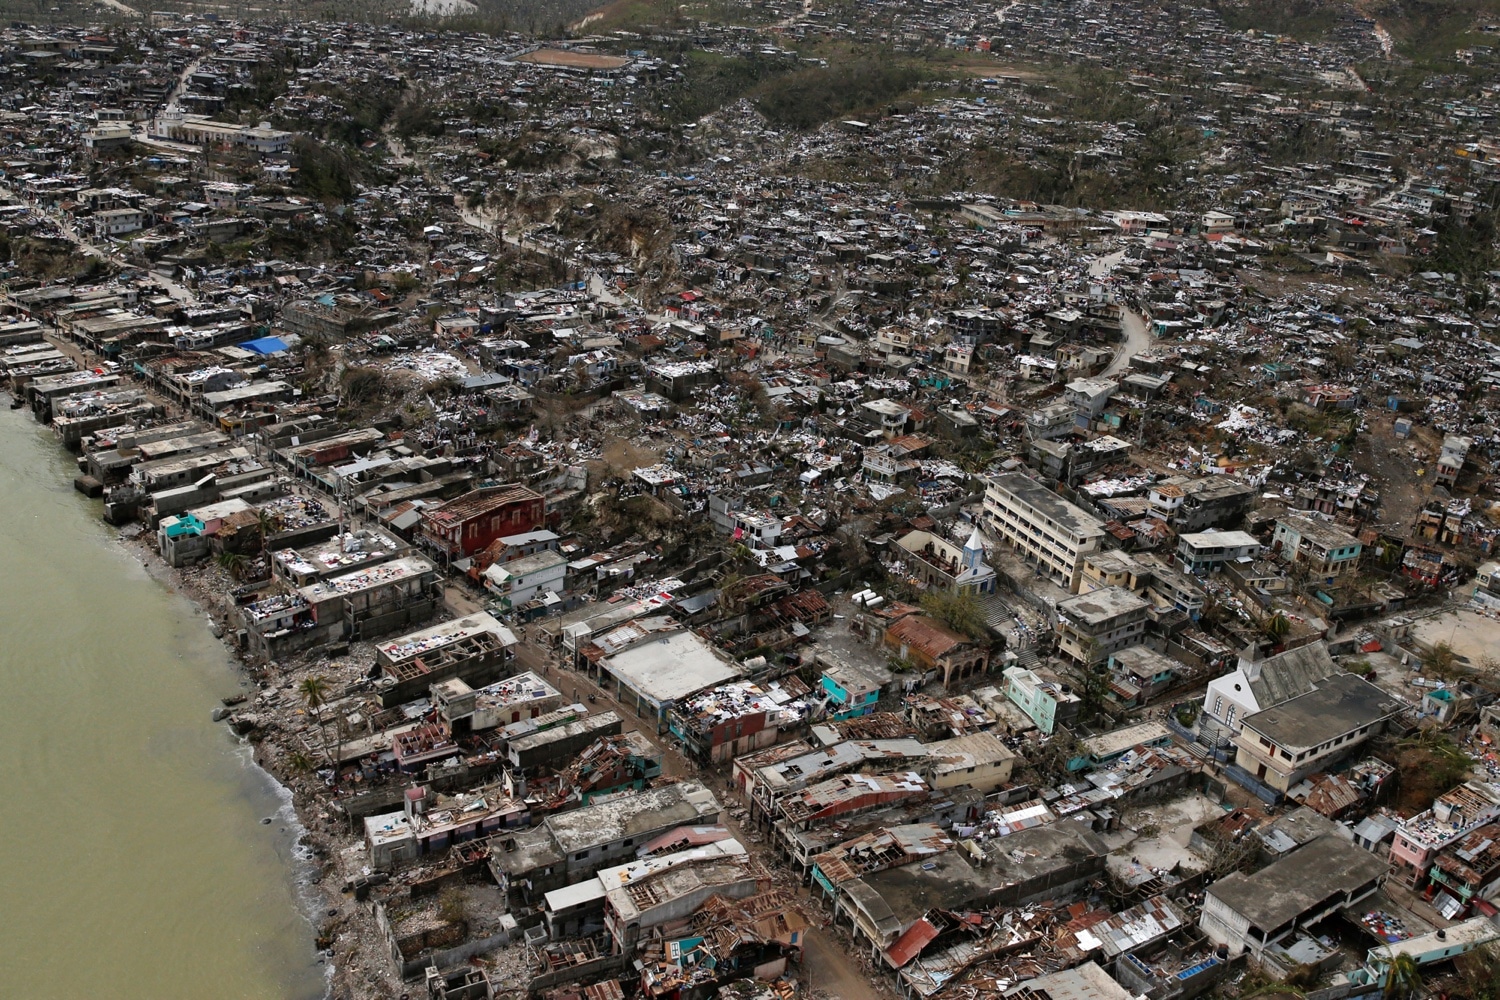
<box><xmin>0</xmin><ymin>402</ymin><xmax>323</xmax><ymax>999</ymax></box>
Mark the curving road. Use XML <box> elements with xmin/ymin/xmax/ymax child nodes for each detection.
<box><xmin>1102</xmin><ymin>307</ymin><xmax>1151</xmax><ymax>378</ymax></box>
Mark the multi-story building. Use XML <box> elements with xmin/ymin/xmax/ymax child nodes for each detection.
<box><xmin>1002</xmin><ymin>665</ymin><xmax>1081</xmax><ymax>734</ymax></box>
<box><xmin>1273</xmin><ymin>515</ymin><xmax>1363</xmax><ymax>582</ymax></box>
<box><xmin>1150</xmin><ymin>477</ymin><xmax>1257</xmax><ymax>532</ymax></box>
<box><xmin>1429</xmin><ymin>822</ymin><xmax>1500</xmax><ymax>916</ymax></box>
<box><xmin>1388</xmin><ymin>782</ymin><xmax>1500</xmax><ymax>889</ymax></box>
<box><xmin>419</xmin><ymin>484</ymin><xmax>546</xmax><ymax>561</ymax></box>
<box><xmin>983</xmin><ymin>473</ymin><xmax>1104</xmax><ymax>592</ymax></box>
<box><xmin>1177</xmin><ymin>530</ymin><xmax>1262</xmax><ymax>574</ymax></box>
<box><xmin>669</xmin><ymin>679</ymin><xmax>812</xmax><ymax>764</ymax></box>
<box><xmin>1231</xmin><ymin>672</ymin><xmax>1396</xmax><ymax>793</ymax></box>
<box><xmin>1056</xmin><ymin>586</ymin><xmax>1151</xmax><ymax>665</ymax></box>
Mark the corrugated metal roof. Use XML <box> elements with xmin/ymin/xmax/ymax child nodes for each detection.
<box><xmin>886</xmin><ymin>917</ymin><xmax>940</xmax><ymax>968</ymax></box>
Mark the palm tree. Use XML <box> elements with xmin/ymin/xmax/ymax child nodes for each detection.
<box><xmin>1263</xmin><ymin>610</ymin><xmax>1291</xmax><ymax>645</ymax></box>
<box><xmin>298</xmin><ymin>675</ymin><xmax>333</xmax><ymax>765</ymax></box>
<box><xmin>216</xmin><ymin>550</ymin><xmax>249</xmax><ymax>580</ymax></box>
<box><xmin>1382</xmin><ymin>951</ymin><xmax>1423</xmax><ymax>1000</ymax></box>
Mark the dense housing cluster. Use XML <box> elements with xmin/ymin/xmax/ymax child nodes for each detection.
<box><xmin>5</xmin><ymin>1</ymin><xmax>1500</xmax><ymax>999</ymax></box>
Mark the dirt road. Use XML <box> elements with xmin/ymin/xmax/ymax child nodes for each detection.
<box><xmin>1102</xmin><ymin>307</ymin><xmax>1152</xmax><ymax>378</ymax></box>
<box><xmin>803</xmin><ymin>924</ymin><xmax>889</xmax><ymax>1000</ymax></box>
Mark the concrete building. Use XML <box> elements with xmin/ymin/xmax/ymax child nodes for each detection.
<box><xmin>1272</xmin><ymin>515</ymin><xmax>1363</xmax><ymax>582</ymax></box>
<box><xmin>1002</xmin><ymin>665</ymin><xmax>1080</xmax><ymax>734</ymax></box>
<box><xmin>542</xmin><ymin>835</ymin><xmax>745</xmax><ymax>940</ymax></box>
<box><xmin>893</xmin><ymin>527</ymin><xmax>997</xmax><ymax>596</ymax></box>
<box><xmin>1177</xmin><ymin>530</ymin><xmax>1262</xmax><ymax>574</ymax></box>
<box><xmin>242</xmin><ymin>554</ymin><xmax>440</xmax><ymax>658</ymax></box>
<box><xmin>1231</xmin><ymin>672</ymin><xmax>1397</xmax><ymax>792</ymax></box>
<box><xmin>594</xmin><ymin>627</ymin><xmax>742</xmax><ymax>732</ymax></box>
<box><xmin>1151</xmin><ymin>477</ymin><xmax>1257</xmax><ymax>532</ymax></box>
<box><xmin>983</xmin><ymin>473</ymin><xmax>1104</xmax><ymax>591</ymax></box>
<box><xmin>1388</xmin><ymin>781</ymin><xmax>1500</xmax><ymax>890</ymax></box>
<box><xmin>503</xmin><ymin>709</ymin><xmax>622</xmax><ymax>773</ymax></box>
<box><xmin>491</xmin><ymin>780</ymin><xmax>723</xmax><ymax>902</ymax></box>
<box><xmin>481</xmin><ymin>548</ymin><xmax>567</xmax><ymax>611</ymax></box>
<box><xmin>1200</xmin><ymin>835</ymin><xmax>1387</xmax><ymax>957</ymax></box>
<box><xmin>1004</xmin><ymin>962</ymin><xmax>1134</xmax><ymax>1000</ymax></box>
<box><xmin>1055</xmin><ymin>586</ymin><xmax>1151</xmax><ymax>665</ymax></box>
<box><xmin>882</xmin><ymin>614</ymin><xmax>990</xmax><ymax>690</ymax></box>
<box><xmin>374</xmin><ymin>612</ymin><xmax>517</xmax><ymax>708</ymax></box>
<box><xmin>669</xmin><ymin>679</ymin><xmax>812</xmax><ymax>764</ymax></box>
<box><xmin>1201</xmin><ymin>642</ymin><xmax>1340</xmax><ymax>739</ymax></box>
<box><xmin>419</xmin><ymin>484</ymin><xmax>546</xmax><ymax>561</ymax></box>
<box><xmin>922</xmin><ymin>732</ymin><xmax>1017</xmax><ymax>793</ymax></box>
<box><xmin>834</xmin><ymin>823</ymin><xmax>1108</xmax><ymax>960</ymax></box>
<box><xmin>740</xmin><ymin>738</ymin><xmax>929</xmax><ymax>830</ymax></box>
<box><xmin>432</xmin><ymin>671</ymin><xmax>561</xmax><ymax>734</ymax></box>
<box><xmin>1106</xmin><ymin>645</ymin><xmax>1181</xmax><ymax>707</ymax></box>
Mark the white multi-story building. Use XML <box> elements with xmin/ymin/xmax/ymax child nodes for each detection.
<box><xmin>982</xmin><ymin>473</ymin><xmax>1104</xmax><ymax>592</ymax></box>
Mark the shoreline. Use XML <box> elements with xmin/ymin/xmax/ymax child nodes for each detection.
<box><xmin>3</xmin><ymin>384</ymin><xmax>351</xmax><ymax>1000</ymax></box>
<box><xmin>126</xmin><ymin>532</ymin><xmax>374</xmax><ymax>999</ymax></box>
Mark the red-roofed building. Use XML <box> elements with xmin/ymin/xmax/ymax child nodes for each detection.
<box><xmin>419</xmin><ymin>484</ymin><xmax>545</xmax><ymax>559</ymax></box>
<box><xmin>882</xmin><ymin>614</ymin><xmax>990</xmax><ymax>690</ymax></box>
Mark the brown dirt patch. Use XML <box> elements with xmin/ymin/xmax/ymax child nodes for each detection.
<box><xmin>515</xmin><ymin>48</ymin><xmax>632</xmax><ymax>70</ymax></box>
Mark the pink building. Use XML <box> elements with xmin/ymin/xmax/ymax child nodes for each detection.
<box><xmin>1388</xmin><ymin>782</ymin><xmax>1500</xmax><ymax>888</ymax></box>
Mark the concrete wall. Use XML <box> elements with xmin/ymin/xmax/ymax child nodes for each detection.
<box><xmin>525</xmin><ymin>953</ymin><xmax>629</xmax><ymax>994</ymax></box>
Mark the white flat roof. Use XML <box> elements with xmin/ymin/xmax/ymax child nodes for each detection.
<box><xmin>601</xmin><ymin>629</ymin><xmax>741</xmax><ymax>705</ymax></box>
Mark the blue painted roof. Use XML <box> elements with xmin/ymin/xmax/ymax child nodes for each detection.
<box><xmin>239</xmin><ymin>336</ymin><xmax>288</xmax><ymax>355</ymax></box>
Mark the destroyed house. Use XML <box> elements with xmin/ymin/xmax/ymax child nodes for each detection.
<box><xmin>1429</xmin><ymin>821</ymin><xmax>1500</xmax><ymax>915</ymax></box>
<box><xmin>242</xmin><ymin>554</ymin><xmax>439</xmax><ymax>658</ymax></box>
<box><xmin>432</xmin><ymin>669</ymin><xmax>559</xmax><ymax>736</ymax></box>
<box><xmin>810</xmin><ymin>823</ymin><xmax>953</xmax><ymax>901</ymax></box>
<box><xmin>548</xmin><ymin>731</ymin><xmax>662</xmax><ymax>806</ymax></box>
<box><xmin>777</xmin><ymin>771</ymin><xmax>931</xmax><ymax>830</ymax></box>
<box><xmin>605</xmin><ymin>852</ymin><xmax>769</xmax><ymax>955</ymax></box>
<box><xmin>273</xmin><ymin>526</ymin><xmax>406</xmax><ymax>587</ymax></box>
<box><xmin>639</xmin><ymin>889</ymin><xmax>809</xmax><ymax>998</ymax></box>
<box><xmin>882</xmin><ymin>614</ymin><xmax>991</xmax><ymax>690</ymax></box>
<box><xmin>838</xmin><ymin>823</ymin><xmax>1107</xmax><ymax>958</ymax></box>
<box><xmin>503</xmin><ymin>709</ymin><xmax>622</xmax><ymax>773</ymax></box>
<box><xmin>490</xmin><ymin>780</ymin><xmax>722</xmax><ymax>900</ymax></box>
<box><xmin>668</xmin><ymin>679</ymin><xmax>812</xmax><ymax>764</ymax></box>
<box><xmin>1388</xmin><ymin>781</ymin><xmax>1500</xmax><ymax>889</ymax></box>
<box><xmin>541</xmin><ymin>835</ymin><xmax>745</xmax><ymax>940</ymax></box>
<box><xmin>745</xmin><ymin>738</ymin><xmax>928</xmax><ymax>829</ymax></box>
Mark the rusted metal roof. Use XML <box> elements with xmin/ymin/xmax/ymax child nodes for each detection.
<box><xmin>886</xmin><ymin>917</ymin><xmax>941</xmax><ymax>968</ymax></box>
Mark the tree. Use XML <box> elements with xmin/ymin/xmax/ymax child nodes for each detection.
<box><xmin>1077</xmin><ymin>642</ymin><xmax>1113</xmax><ymax>725</ymax></box>
<box><xmin>1381</xmin><ymin>951</ymin><xmax>1423</xmax><ymax>1000</ymax></box>
<box><xmin>1420</xmin><ymin>641</ymin><xmax>1458</xmax><ymax>680</ymax></box>
<box><xmin>919</xmin><ymin>590</ymin><xmax>991</xmax><ymax>643</ymax></box>
<box><xmin>1263</xmin><ymin>610</ymin><xmax>1291</xmax><ymax>645</ymax></box>
<box><xmin>216</xmin><ymin>551</ymin><xmax>249</xmax><ymax>580</ymax></box>
<box><xmin>298</xmin><ymin>675</ymin><xmax>334</xmax><ymax>767</ymax></box>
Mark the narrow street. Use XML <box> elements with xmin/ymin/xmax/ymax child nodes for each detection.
<box><xmin>1101</xmin><ymin>306</ymin><xmax>1152</xmax><ymax>378</ymax></box>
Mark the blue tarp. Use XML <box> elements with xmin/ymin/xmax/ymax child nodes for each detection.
<box><xmin>239</xmin><ymin>336</ymin><xmax>288</xmax><ymax>355</ymax></box>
